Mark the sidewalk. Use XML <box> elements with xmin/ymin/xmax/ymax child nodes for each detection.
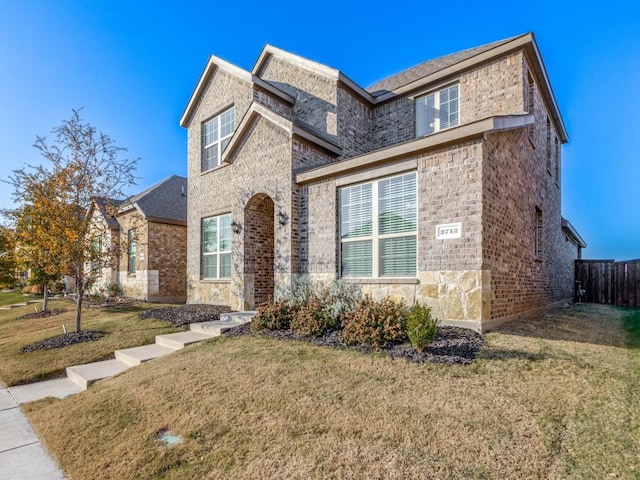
<box><xmin>0</xmin><ymin>383</ymin><xmax>66</xmax><ymax>480</ymax></box>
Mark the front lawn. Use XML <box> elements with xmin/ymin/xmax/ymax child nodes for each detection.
<box><xmin>0</xmin><ymin>290</ymin><xmax>39</xmax><ymax>306</ymax></box>
<box><xmin>22</xmin><ymin>303</ymin><xmax>640</xmax><ymax>479</ymax></box>
<box><xmin>0</xmin><ymin>298</ymin><xmax>180</xmax><ymax>386</ymax></box>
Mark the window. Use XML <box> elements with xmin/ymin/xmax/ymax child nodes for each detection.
<box><xmin>416</xmin><ymin>84</ymin><xmax>459</xmax><ymax>136</ymax></box>
<box><xmin>91</xmin><ymin>236</ymin><xmax>102</xmax><ymax>274</ymax></box>
<box><xmin>527</xmin><ymin>73</ymin><xmax>535</xmax><ymax>141</ymax></box>
<box><xmin>534</xmin><ymin>207</ymin><xmax>543</xmax><ymax>259</ymax></box>
<box><xmin>546</xmin><ymin>117</ymin><xmax>552</xmax><ymax>173</ymax></box>
<box><xmin>340</xmin><ymin>172</ymin><xmax>417</xmax><ymax>278</ymax></box>
<box><xmin>127</xmin><ymin>229</ymin><xmax>136</xmax><ymax>274</ymax></box>
<box><xmin>202</xmin><ymin>107</ymin><xmax>235</xmax><ymax>171</ymax></box>
<box><xmin>527</xmin><ymin>73</ymin><xmax>535</xmax><ymax>114</ymax></box>
<box><xmin>554</xmin><ymin>137</ymin><xmax>560</xmax><ymax>183</ymax></box>
<box><xmin>202</xmin><ymin>214</ymin><xmax>232</xmax><ymax>279</ymax></box>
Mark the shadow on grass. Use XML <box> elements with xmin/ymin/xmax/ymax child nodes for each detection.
<box><xmin>489</xmin><ymin>303</ymin><xmax>630</xmax><ymax>349</ymax></box>
<box><xmin>478</xmin><ymin>349</ymin><xmax>551</xmax><ymax>362</ymax></box>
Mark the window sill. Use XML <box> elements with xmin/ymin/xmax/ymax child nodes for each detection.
<box><xmin>342</xmin><ymin>278</ymin><xmax>419</xmax><ymax>285</ymax></box>
<box><xmin>200</xmin><ymin>278</ymin><xmax>231</xmax><ymax>284</ymax></box>
<box><xmin>200</xmin><ymin>163</ymin><xmax>227</xmax><ymax>176</ymax></box>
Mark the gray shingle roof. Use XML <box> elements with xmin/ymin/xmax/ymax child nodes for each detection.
<box><xmin>121</xmin><ymin>175</ymin><xmax>187</xmax><ymax>224</ymax></box>
<box><xmin>367</xmin><ymin>34</ymin><xmax>525</xmax><ymax>95</ymax></box>
<box><xmin>94</xmin><ymin>197</ymin><xmax>123</xmax><ymax>229</ymax></box>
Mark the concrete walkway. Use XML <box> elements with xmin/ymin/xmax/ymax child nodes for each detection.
<box><xmin>0</xmin><ymin>383</ymin><xmax>66</xmax><ymax>479</ymax></box>
<box><xmin>0</xmin><ymin>311</ymin><xmax>255</xmax><ymax>479</ymax></box>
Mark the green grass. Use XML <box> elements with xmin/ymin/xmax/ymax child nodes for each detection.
<box><xmin>19</xmin><ymin>303</ymin><xmax>640</xmax><ymax>480</ymax></box>
<box><xmin>0</xmin><ymin>298</ymin><xmax>180</xmax><ymax>386</ymax></box>
<box><xmin>622</xmin><ymin>307</ymin><xmax>640</xmax><ymax>348</ymax></box>
<box><xmin>0</xmin><ymin>291</ymin><xmax>39</xmax><ymax>306</ymax></box>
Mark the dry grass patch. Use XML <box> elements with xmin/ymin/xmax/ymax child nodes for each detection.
<box><xmin>0</xmin><ymin>299</ymin><xmax>179</xmax><ymax>385</ymax></box>
<box><xmin>23</xmin><ymin>304</ymin><xmax>640</xmax><ymax>479</ymax></box>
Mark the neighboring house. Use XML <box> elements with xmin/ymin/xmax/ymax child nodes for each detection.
<box><xmin>88</xmin><ymin>175</ymin><xmax>188</xmax><ymax>302</ymax></box>
<box><xmin>180</xmin><ymin>32</ymin><xmax>585</xmax><ymax>332</ymax></box>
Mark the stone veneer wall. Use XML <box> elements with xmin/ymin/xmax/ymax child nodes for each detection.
<box><xmin>117</xmin><ymin>210</ymin><xmax>149</xmax><ymax>299</ymax></box>
<box><xmin>147</xmin><ymin>221</ymin><xmax>187</xmax><ymax>301</ymax></box>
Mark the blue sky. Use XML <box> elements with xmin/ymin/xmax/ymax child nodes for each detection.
<box><xmin>1</xmin><ymin>0</ymin><xmax>639</xmax><ymax>259</ymax></box>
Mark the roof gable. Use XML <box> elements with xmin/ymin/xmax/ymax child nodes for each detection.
<box><xmin>180</xmin><ymin>55</ymin><xmax>294</xmax><ymax>128</ymax></box>
<box><xmin>119</xmin><ymin>175</ymin><xmax>187</xmax><ymax>225</ymax></box>
<box><xmin>223</xmin><ymin>102</ymin><xmax>342</xmax><ymax>164</ymax></box>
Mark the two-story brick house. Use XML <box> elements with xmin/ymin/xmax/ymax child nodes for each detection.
<box><xmin>180</xmin><ymin>32</ymin><xmax>585</xmax><ymax>332</ymax></box>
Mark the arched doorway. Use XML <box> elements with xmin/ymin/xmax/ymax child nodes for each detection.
<box><xmin>244</xmin><ymin>194</ymin><xmax>275</xmax><ymax>308</ymax></box>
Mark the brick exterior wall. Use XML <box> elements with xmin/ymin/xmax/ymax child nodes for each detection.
<box><xmin>183</xmin><ymin>40</ymin><xmax>580</xmax><ymax>330</ymax></box>
<box><xmin>258</xmin><ymin>55</ymin><xmax>338</xmax><ymax>142</ymax></box>
<box><xmin>147</xmin><ymin>221</ymin><xmax>187</xmax><ymax>301</ymax></box>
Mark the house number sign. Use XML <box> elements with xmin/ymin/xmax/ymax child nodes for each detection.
<box><xmin>436</xmin><ymin>222</ymin><xmax>462</xmax><ymax>239</ymax></box>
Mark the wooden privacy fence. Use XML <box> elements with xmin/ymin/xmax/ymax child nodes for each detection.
<box><xmin>575</xmin><ymin>259</ymin><xmax>640</xmax><ymax>307</ymax></box>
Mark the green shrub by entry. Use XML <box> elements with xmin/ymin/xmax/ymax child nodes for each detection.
<box><xmin>406</xmin><ymin>303</ymin><xmax>438</xmax><ymax>352</ymax></box>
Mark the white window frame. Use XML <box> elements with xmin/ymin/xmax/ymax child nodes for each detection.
<box><xmin>415</xmin><ymin>84</ymin><xmax>459</xmax><ymax>137</ymax></box>
<box><xmin>202</xmin><ymin>107</ymin><xmax>235</xmax><ymax>172</ymax></box>
<box><xmin>339</xmin><ymin>172</ymin><xmax>417</xmax><ymax>279</ymax></box>
<box><xmin>202</xmin><ymin>214</ymin><xmax>232</xmax><ymax>280</ymax></box>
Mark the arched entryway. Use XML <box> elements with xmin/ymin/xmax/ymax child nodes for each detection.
<box><xmin>244</xmin><ymin>194</ymin><xmax>275</xmax><ymax>308</ymax></box>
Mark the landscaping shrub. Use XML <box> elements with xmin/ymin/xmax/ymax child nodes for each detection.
<box><xmin>406</xmin><ymin>303</ymin><xmax>438</xmax><ymax>352</ymax></box>
<box><xmin>290</xmin><ymin>296</ymin><xmax>332</xmax><ymax>336</ymax></box>
<box><xmin>286</xmin><ymin>278</ymin><xmax>361</xmax><ymax>336</ymax></box>
<box><xmin>339</xmin><ymin>296</ymin><xmax>408</xmax><ymax>349</ymax></box>
<box><xmin>250</xmin><ymin>299</ymin><xmax>293</xmax><ymax>332</ymax></box>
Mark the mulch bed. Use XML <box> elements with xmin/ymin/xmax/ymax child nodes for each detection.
<box><xmin>19</xmin><ymin>309</ymin><xmax>67</xmax><ymax>320</ymax></box>
<box><xmin>138</xmin><ymin>304</ymin><xmax>233</xmax><ymax>328</ymax></box>
<box><xmin>21</xmin><ymin>330</ymin><xmax>108</xmax><ymax>353</ymax></box>
<box><xmin>140</xmin><ymin>304</ymin><xmax>484</xmax><ymax>365</ymax></box>
<box><xmin>225</xmin><ymin>323</ymin><xmax>484</xmax><ymax>365</ymax></box>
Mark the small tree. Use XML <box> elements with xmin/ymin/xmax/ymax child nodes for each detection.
<box><xmin>0</xmin><ymin>226</ymin><xmax>17</xmax><ymax>288</ymax></box>
<box><xmin>3</xmin><ymin>109</ymin><xmax>137</xmax><ymax>331</ymax></box>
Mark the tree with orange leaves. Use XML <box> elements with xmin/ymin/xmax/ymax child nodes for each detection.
<box><xmin>3</xmin><ymin>109</ymin><xmax>137</xmax><ymax>331</ymax></box>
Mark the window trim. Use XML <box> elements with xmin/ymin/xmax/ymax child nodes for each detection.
<box><xmin>201</xmin><ymin>106</ymin><xmax>235</xmax><ymax>172</ymax></box>
<box><xmin>415</xmin><ymin>83</ymin><xmax>460</xmax><ymax>137</ymax></box>
<box><xmin>201</xmin><ymin>213</ymin><xmax>232</xmax><ymax>280</ymax></box>
<box><xmin>339</xmin><ymin>172</ymin><xmax>418</xmax><ymax>279</ymax></box>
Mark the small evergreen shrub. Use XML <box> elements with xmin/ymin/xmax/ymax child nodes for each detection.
<box><xmin>250</xmin><ymin>299</ymin><xmax>293</xmax><ymax>333</ymax></box>
<box><xmin>339</xmin><ymin>296</ymin><xmax>408</xmax><ymax>349</ymax></box>
<box><xmin>406</xmin><ymin>303</ymin><xmax>438</xmax><ymax>352</ymax></box>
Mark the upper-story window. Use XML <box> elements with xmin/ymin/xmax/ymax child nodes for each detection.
<box><xmin>415</xmin><ymin>84</ymin><xmax>459</xmax><ymax>136</ymax></box>
<box><xmin>202</xmin><ymin>107</ymin><xmax>235</xmax><ymax>172</ymax></box>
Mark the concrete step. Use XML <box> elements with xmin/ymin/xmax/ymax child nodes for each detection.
<box><xmin>155</xmin><ymin>331</ymin><xmax>214</xmax><ymax>349</ymax></box>
<box><xmin>220</xmin><ymin>311</ymin><xmax>256</xmax><ymax>324</ymax></box>
<box><xmin>190</xmin><ymin>320</ymin><xmax>244</xmax><ymax>336</ymax></box>
<box><xmin>115</xmin><ymin>343</ymin><xmax>178</xmax><ymax>366</ymax></box>
<box><xmin>9</xmin><ymin>378</ymin><xmax>84</xmax><ymax>404</ymax></box>
<box><xmin>66</xmin><ymin>359</ymin><xmax>131</xmax><ymax>390</ymax></box>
